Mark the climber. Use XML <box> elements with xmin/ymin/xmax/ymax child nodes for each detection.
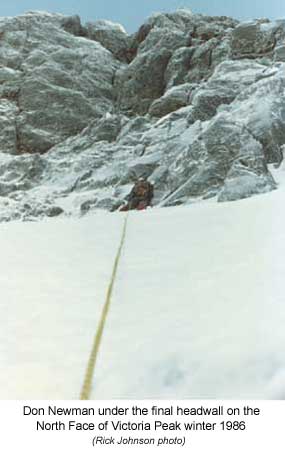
<box><xmin>119</xmin><ymin>177</ymin><xmax>154</xmax><ymax>211</ymax></box>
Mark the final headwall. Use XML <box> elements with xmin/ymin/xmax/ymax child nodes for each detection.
<box><xmin>0</xmin><ymin>10</ymin><xmax>284</xmax><ymax>221</ymax></box>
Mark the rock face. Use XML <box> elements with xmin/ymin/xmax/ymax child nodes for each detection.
<box><xmin>85</xmin><ymin>20</ymin><xmax>131</xmax><ymax>62</ymax></box>
<box><xmin>231</xmin><ymin>21</ymin><xmax>277</xmax><ymax>58</ymax></box>
<box><xmin>149</xmin><ymin>83</ymin><xmax>192</xmax><ymax>117</ymax></box>
<box><xmin>0</xmin><ymin>9</ymin><xmax>285</xmax><ymax>221</ymax></box>
<box><xmin>0</xmin><ymin>12</ymin><xmax>120</xmax><ymax>155</ymax></box>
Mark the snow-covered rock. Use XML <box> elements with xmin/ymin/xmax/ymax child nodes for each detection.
<box><xmin>149</xmin><ymin>83</ymin><xmax>192</xmax><ymax>117</ymax></box>
<box><xmin>86</xmin><ymin>20</ymin><xmax>131</xmax><ymax>62</ymax></box>
<box><xmin>231</xmin><ymin>20</ymin><xmax>277</xmax><ymax>58</ymax></box>
<box><xmin>61</xmin><ymin>14</ymin><xmax>85</xmax><ymax>36</ymax></box>
<box><xmin>0</xmin><ymin>10</ymin><xmax>284</xmax><ymax>221</ymax></box>
<box><xmin>115</xmin><ymin>47</ymin><xmax>172</xmax><ymax>115</ymax></box>
<box><xmin>0</xmin><ymin>11</ymin><xmax>121</xmax><ymax>154</ymax></box>
<box><xmin>274</xmin><ymin>45</ymin><xmax>285</xmax><ymax>62</ymax></box>
<box><xmin>190</xmin><ymin>60</ymin><xmax>267</xmax><ymax>121</ymax></box>
<box><xmin>164</xmin><ymin>47</ymin><xmax>194</xmax><ymax>88</ymax></box>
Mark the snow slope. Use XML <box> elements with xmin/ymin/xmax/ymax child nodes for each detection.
<box><xmin>1</xmin><ymin>166</ymin><xmax>285</xmax><ymax>399</ymax></box>
<box><xmin>0</xmin><ymin>213</ymin><xmax>124</xmax><ymax>399</ymax></box>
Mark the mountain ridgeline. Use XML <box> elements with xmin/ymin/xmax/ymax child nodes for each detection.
<box><xmin>0</xmin><ymin>9</ymin><xmax>285</xmax><ymax>221</ymax></box>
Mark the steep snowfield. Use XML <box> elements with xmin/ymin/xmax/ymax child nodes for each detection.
<box><xmin>0</xmin><ymin>213</ymin><xmax>124</xmax><ymax>399</ymax></box>
<box><xmin>1</xmin><ymin>165</ymin><xmax>285</xmax><ymax>399</ymax></box>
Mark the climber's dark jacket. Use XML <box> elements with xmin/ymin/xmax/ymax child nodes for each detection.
<box><xmin>125</xmin><ymin>180</ymin><xmax>154</xmax><ymax>210</ymax></box>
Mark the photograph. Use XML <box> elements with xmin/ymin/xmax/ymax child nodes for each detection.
<box><xmin>0</xmin><ymin>0</ymin><xmax>285</xmax><ymax>401</ymax></box>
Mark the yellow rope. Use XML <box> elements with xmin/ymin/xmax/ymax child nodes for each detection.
<box><xmin>80</xmin><ymin>213</ymin><xmax>129</xmax><ymax>400</ymax></box>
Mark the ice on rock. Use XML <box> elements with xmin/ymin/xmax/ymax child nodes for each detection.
<box><xmin>0</xmin><ymin>10</ymin><xmax>284</xmax><ymax>220</ymax></box>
